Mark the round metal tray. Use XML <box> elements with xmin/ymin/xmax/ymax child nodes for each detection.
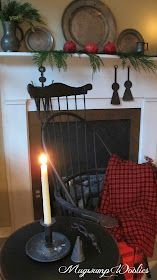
<box><xmin>62</xmin><ymin>0</ymin><xmax>117</xmax><ymax>51</ymax></box>
<box><xmin>25</xmin><ymin>26</ymin><xmax>54</xmax><ymax>51</ymax></box>
<box><xmin>117</xmin><ymin>28</ymin><xmax>144</xmax><ymax>53</ymax></box>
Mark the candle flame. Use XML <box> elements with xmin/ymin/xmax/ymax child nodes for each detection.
<box><xmin>39</xmin><ymin>153</ymin><xmax>47</xmax><ymax>165</ymax></box>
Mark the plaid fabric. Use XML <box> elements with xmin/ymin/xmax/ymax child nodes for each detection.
<box><xmin>98</xmin><ymin>154</ymin><xmax>157</xmax><ymax>257</ymax></box>
<box><xmin>118</xmin><ymin>241</ymin><xmax>144</xmax><ymax>280</ymax></box>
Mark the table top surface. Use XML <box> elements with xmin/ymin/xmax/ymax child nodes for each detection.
<box><xmin>0</xmin><ymin>216</ymin><xmax>120</xmax><ymax>280</ymax></box>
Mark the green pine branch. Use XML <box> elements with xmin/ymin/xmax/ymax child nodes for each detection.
<box><xmin>0</xmin><ymin>1</ymin><xmax>43</xmax><ymax>23</ymax></box>
<box><xmin>118</xmin><ymin>52</ymin><xmax>157</xmax><ymax>73</ymax></box>
<box><xmin>87</xmin><ymin>53</ymin><xmax>104</xmax><ymax>73</ymax></box>
<box><xmin>33</xmin><ymin>51</ymin><xmax>104</xmax><ymax>73</ymax></box>
<box><xmin>52</xmin><ymin>51</ymin><xmax>69</xmax><ymax>71</ymax></box>
<box><xmin>32</xmin><ymin>50</ymin><xmax>157</xmax><ymax>74</ymax></box>
<box><xmin>33</xmin><ymin>50</ymin><xmax>69</xmax><ymax>71</ymax></box>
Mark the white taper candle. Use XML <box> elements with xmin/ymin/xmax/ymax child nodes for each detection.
<box><xmin>39</xmin><ymin>154</ymin><xmax>52</xmax><ymax>225</ymax></box>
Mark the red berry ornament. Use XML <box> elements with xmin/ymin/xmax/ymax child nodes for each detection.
<box><xmin>84</xmin><ymin>43</ymin><xmax>98</xmax><ymax>54</ymax></box>
<box><xmin>103</xmin><ymin>41</ymin><xmax>116</xmax><ymax>54</ymax></box>
<box><xmin>63</xmin><ymin>41</ymin><xmax>76</xmax><ymax>52</ymax></box>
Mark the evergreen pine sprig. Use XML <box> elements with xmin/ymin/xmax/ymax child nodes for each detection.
<box><xmin>33</xmin><ymin>51</ymin><xmax>49</xmax><ymax>68</ymax></box>
<box><xmin>52</xmin><ymin>51</ymin><xmax>69</xmax><ymax>71</ymax></box>
<box><xmin>33</xmin><ymin>51</ymin><xmax>69</xmax><ymax>71</ymax></box>
<box><xmin>0</xmin><ymin>1</ymin><xmax>43</xmax><ymax>23</ymax></box>
<box><xmin>86</xmin><ymin>53</ymin><xmax>104</xmax><ymax>73</ymax></box>
<box><xmin>118</xmin><ymin>52</ymin><xmax>157</xmax><ymax>73</ymax></box>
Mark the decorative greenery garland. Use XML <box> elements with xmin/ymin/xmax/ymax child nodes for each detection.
<box><xmin>33</xmin><ymin>50</ymin><xmax>104</xmax><ymax>73</ymax></box>
<box><xmin>119</xmin><ymin>53</ymin><xmax>157</xmax><ymax>73</ymax></box>
<box><xmin>33</xmin><ymin>50</ymin><xmax>157</xmax><ymax>73</ymax></box>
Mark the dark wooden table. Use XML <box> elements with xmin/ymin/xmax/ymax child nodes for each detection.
<box><xmin>0</xmin><ymin>216</ymin><xmax>120</xmax><ymax>280</ymax></box>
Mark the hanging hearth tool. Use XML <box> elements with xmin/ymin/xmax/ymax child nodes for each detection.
<box><xmin>111</xmin><ymin>65</ymin><xmax>120</xmax><ymax>105</ymax></box>
<box><xmin>122</xmin><ymin>66</ymin><xmax>134</xmax><ymax>101</ymax></box>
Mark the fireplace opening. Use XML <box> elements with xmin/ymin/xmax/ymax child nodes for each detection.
<box><xmin>28</xmin><ymin>108</ymin><xmax>141</xmax><ymax>220</ymax></box>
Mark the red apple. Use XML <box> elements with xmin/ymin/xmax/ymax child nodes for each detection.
<box><xmin>103</xmin><ymin>41</ymin><xmax>116</xmax><ymax>54</ymax></box>
<box><xmin>63</xmin><ymin>41</ymin><xmax>76</xmax><ymax>52</ymax></box>
<box><xmin>84</xmin><ymin>43</ymin><xmax>98</xmax><ymax>54</ymax></box>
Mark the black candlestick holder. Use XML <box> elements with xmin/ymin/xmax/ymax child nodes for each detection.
<box><xmin>25</xmin><ymin>218</ymin><xmax>71</xmax><ymax>262</ymax></box>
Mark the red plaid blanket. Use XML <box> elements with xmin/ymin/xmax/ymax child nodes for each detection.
<box><xmin>98</xmin><ymin>154</ymin><xmax>157</xmax><ymax>257</ymax></box>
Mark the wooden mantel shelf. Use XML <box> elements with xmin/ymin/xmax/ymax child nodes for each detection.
<box><xmin>0</xmin><ymin>51</ymin><xmax>119</xmax><ymax>59</ymax></box>
<box><xmin>0</xmin><ymin>51</ymin><xmax>157</xmax><ymax>60</ymax></box>
<box><xmin>0</xmin><ymin>51</ymin><xmax>33</xmax><ymax>57</ymax></box>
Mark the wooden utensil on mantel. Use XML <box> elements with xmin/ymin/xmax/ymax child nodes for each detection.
<box><xmin>123</xmin><ymin>66</ymin><xmax>134</xmax><ymax>101</ymax></box>
<box><xmin>111</xmin><ymin>65</ymin><xmax>120</xmax><ymax>105</ymax></box>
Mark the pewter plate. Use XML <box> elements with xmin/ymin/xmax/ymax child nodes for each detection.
<box><xmin>62</xmin><ymin>0</ymin><xmax>117</xmax><ymax>51</ymax></box>
<box><xmin>25</xmin><ymin>26</ymin><xmax>54</xmax><ymax>51</ymax></box>
<box><xmin>117</xmin><ymin>29</ymin><xmax>144</xmax><ymax>53</ymax></box>
<box><xmin>25</xmin><ymin>231</ymin><xmax>71</xmax><ymax>262</ymax></box>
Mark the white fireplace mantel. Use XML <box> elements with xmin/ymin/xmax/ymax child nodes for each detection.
<box><xmin>1</xmin><ymin>54</ymin><xmax>157</xmax><ymax>232</ymax></box>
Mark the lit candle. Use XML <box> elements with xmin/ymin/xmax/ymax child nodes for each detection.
<box><xmin>39</xmin><ymin>153</ymin><xmax>52</xmax><ymax>225</ymax></box>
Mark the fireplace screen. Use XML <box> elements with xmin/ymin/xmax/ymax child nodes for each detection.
<box><xmin>44</xmin><ymin>119</ymin><xmax>130</xmax><ymax>177</ymax></box>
